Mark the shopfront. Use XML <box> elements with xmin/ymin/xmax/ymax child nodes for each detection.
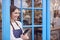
<box><xmin>2</xmin><ymin>0</ymin><xmax>51</xmax><ymax>40</ymax></box>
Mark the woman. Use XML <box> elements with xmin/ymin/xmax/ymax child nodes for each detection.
<box><xmin>10</xmin><ymin>5</ymin><xmax>29</xmax><ymax>40</ymax></box>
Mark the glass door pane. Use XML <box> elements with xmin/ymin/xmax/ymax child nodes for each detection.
<box><xmin>23</xmin><ymin>9</ymin><xmax>32</xmax><ymax>25</ymax></box>
<box><xmin>34</xmin><ymin>9</ymin><xmax>42</xmax><ymax>25</ymax></box>
<box><xmin>34</xmin><ymin>0</ymin><xmax>42</xmax><ymax>8</ymax></box>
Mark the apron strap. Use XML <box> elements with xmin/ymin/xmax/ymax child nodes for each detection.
<box><xmin>10</xmin><ymin>21</ymin><xmax>20</xmax><ymax>30</ymax></box>
<box><xmin>15</xmin><ymin>21</ymin><xmax>21</xmax><ymax>28</ymax></box>
<box><xmin>10</xmin><ymin>21</ymin><xmax>15</xmax><ymax>30</ymax></box>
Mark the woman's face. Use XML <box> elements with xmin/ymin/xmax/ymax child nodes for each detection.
<box><xmin>11</xmin><ymin>9</ymin><xmax>20</xmax><ymax>21</ymax></box>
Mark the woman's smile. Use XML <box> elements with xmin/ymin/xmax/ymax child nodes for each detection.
<box><xmin>11</xmin><ymin>9</ymin><xmax>20</xmax><ymax>21</ymax></box>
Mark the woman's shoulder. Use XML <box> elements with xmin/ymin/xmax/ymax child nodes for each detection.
<box><xmin>16</xmin><ymin>21</ymin><xmax>22</xmax><ymax>25</ymax></box>
<box><xmin>16</xmin><ymin>21</ymin><xmax>23</xmax><ymax>29</ymax></box>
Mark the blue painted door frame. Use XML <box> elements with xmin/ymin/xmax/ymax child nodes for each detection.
<box><xmin>2</xmin><ymin>0</ymin><xmax>50</xmax><ymax>40</ymax></box>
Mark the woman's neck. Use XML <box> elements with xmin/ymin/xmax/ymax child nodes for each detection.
<box><xmin>11</xmin><ymin>19</ymin><xmax>15</xmax><ymax>23</ymax></box>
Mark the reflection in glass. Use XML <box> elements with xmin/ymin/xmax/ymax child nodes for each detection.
<box><xmin>34</xmin><ymin>27</ymin><xmax>42</xmax><ymax>40</ymax></box>
<box><xmin>34</xmin><ymin>10</ymin><xmax>42</xmax><ymax>25</ymax></box>
<box><xmin>23</xmin><ymin>27</ymin><xmax>32</xmax><ymax>40</ymax></box>
<box><xmin>34</xmin><ymin>0</ymin><xmax>42</xmax><ymax>8</ymax></box>
<box><xmin>23</xmin><ymin>10</ymin><xmax>32</xmax><ymax>25</ymax></box>
<box><xmin>14</xmin><ymin>0</ymin><xmax>42</xmax><ymax>8</ymax></box>
<box><xmin>14</xmin><ymin>0</ymin><xmax>32</xmax><ymax>8</ymax></box>
<box><xmin>22</xmin><ymin>0</ymin><xmax>32</xmax><ymax>8</ymax></box>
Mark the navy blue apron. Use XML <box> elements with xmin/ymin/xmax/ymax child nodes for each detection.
<box><xmin>10</xmin><ymin>21</ymin><xmax>23</xmax><ymax>38</ymax></box>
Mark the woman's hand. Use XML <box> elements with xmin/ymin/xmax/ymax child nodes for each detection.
<box><xmin>21</xmin><ymin>34</ymin><xmax>29</xmax><ymax>40</ymax></box>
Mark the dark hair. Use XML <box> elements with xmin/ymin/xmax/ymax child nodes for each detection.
<box><xmin>10</xmin><ymin>5</ymin><xmax>19</xmax><ymax>15</ymax></box>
